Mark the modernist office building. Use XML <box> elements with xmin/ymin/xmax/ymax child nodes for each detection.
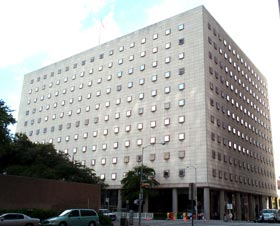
<box><xmin>17</xmin><ymin>6</ymin><xmax>276</xmax><ymax>220</ymax></box>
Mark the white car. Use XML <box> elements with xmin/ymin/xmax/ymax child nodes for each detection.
<box><xmin>0</xmin><ymin>213</ymin><xmax>41</xmax><ymax>226</ymax></box>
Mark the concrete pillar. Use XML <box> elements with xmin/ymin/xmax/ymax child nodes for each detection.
<box><xmin>219</xmin><ymin>190</ymin><xmax>225</xmax><ymax>220</ymax></box>
<box><xmin>143</xmin><ymin>196</ymin><xmax>149</xmax><ymax>212</ymax></box>
<box><xmin>203</xmin><ymin>187</ymin><xmax>210</xmax><ymax>220</ymax></box>
<box><xmin>117</xmin><ymin>189</ymin><xmax>122</xmax><ymax>210</ymax></box>
<box><xmin>248</xmin><ymin>194</ymin><xmax>255</xmax><ymax>221</ymax></box>
<box><xmin>236</xmin><ymin>193</ymin><xmax>241</xmax><ymax>220</ymax></box>
<box><xmin>172</xmin><ymin>188</ymin><xmax>178</xmax><ymax>212</ymax></box>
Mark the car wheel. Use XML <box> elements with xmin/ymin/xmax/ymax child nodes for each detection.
<box><xmin>59</xmin><ymin>222</ymin><xmax>67</xmax><ymax>226</ymax></box>
<box><xmin>88</xmin><ymin>221</ymin><xmax>96</xmax><ymax>226</ymax></box>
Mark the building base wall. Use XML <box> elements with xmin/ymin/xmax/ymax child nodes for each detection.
<box><xmin>0</xmin><ymin>175</ymin><xmax>101</xmax><ymax>211</ymax></box>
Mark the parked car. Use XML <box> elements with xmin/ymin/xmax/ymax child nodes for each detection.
<box><xmin>98</xmin><ymin>209</ymin><xmax>117</xmax><ymax>221</ymax></box>
<box><xmin>0</xmin><ymin>213</ymin><xmax>41</xmax><ymax>226</ymax></box>
<box><xmin>41</xmin><ymin>209</ymin><xmax>99</xmax><ymax>226</ymax></box>
<box><xmin>258</xmin><ymin>209</ymin><xmax>280</xmax><ymax>222</ymax></box>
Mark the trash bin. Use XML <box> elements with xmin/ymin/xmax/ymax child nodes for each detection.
<box><xmin>128</xmin><ymin>210</ymin><xmax>134</xmax><ymax>225</ymax></box>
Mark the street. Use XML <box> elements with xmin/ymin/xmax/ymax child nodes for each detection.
<box><xmin>114</xmin><ymin>219</ymin><xmax>280</xmax><ymax>226</ymax></box>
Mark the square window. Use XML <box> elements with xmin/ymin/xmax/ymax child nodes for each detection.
<box><xmin>164</xmin><ymin>118</ymin><xmax>170</xmax><ymax>125</ymax></box>
<box><xmin>153</xmin><ymin>33</ymin><xmax>158</xmax><ymax>40</ymax></box>
<box><xmin>82</xmin><ymin>146</ymin><xmax>87</xmax><ymax>152</ymax></box>
<box><xmin>91</xmin><ymin>159</ymin><xmax>96</xmax><ymax>166</ymax></box>
<box><xmin>151</xmin><ymin>105</ymin><xmax>157</xmax><ymax>112</ymax></box>
<box><xmin>114</xmin><ymin>127</ymin><xmax>119</xmax><ymax>134</ymax></box>
<box><xmin>179</xmin><ymin>38</ymin><xmax>184</xmax><ymax>45</ymax></box>
<box><xmin>165</xmin><ymin>57</ymin><xmax>171</xmax><ymax>64</ymax></box>
<box><xmin>165</xmin><ymin>29</ymin><xmax>171</xmax><ymax>35</ymax></box>
<box><xmin>178</xmin><ymin>52</ymin><xmax>184</xmax><ymax>59</ymax></box>
<box><xmin>139</xmin><ymin>78</ymin><xmax>145</xmax><ymax>85</ymax></box>
<box><xmin>150</xmin><ymin>121</ymin><xmax>156</xmax><ymax>128</ymax></box>
<box><xmin>165</xmin><ymin>71</ymin><xmax>171</xmax><ymax>78</ymax></box>
<box><xmin>141</xmin><ymin>38</ymin><xmax>146</xmax><ymax>44</ymax></box>
<box><xmin>140</xmin><ymin>64</ymin><xmax>145</xmax><ymax>71</ymax></box>
<box><xmin>178</xmin><ymin>24</ymin><xmax>184</xmax><ymax>30</ymax></box>
<box><xmin>124</xmin><ymin>156</ymin><xmax>129</xmax><ymax>163</ymax></box>
<box><xmin>164</xmin><ymin>102</ymin><xmax>171</xmax><ymax>109</ymax></box>
<box><xmin>178</xmin><ymin>150</ymin><xmax>185</xmax><ymax>158</ymax></box>
<box><xmin>179</xmin><ymin>169</ymin><xmax>185</xmax><ymax>177</ymax></box>
<box><xmin>137</xmin><ymin>123</ymin><xmax>143</xmax><ymax>130</ymax></box>
<box><xmin>125</xmin><ymin>140</ymin><xmax>130</xmax><ymax>147</ymax></box>
<box><xmin>112</xmin><ymin>157</ymin><xmax>117</xmax><ymax>164</ymax></box>
<box><xmin>126</xmin><ymin>110</ymin><xmax>131</xmax><ymax>117</ymax></box>
<box><xmin>150</xmin><ymin>154</ymin><xmax>156</xmax><ymax>161</ymax></box>
<box><xmin>164</xmin><ymin>86</ymin><xmax>171</xmax><ymax>94</ymax></box>
<box><xmin>129</xmin><ymin>55</ymin><xmax>134</xmax><ymax>61</ymax></box>
<box><xmin>164</xmin><ymin>152</ymin><xmax>170</xmax><ymax>160</ymax></box>
<box><xmin>140</xmin><ymin>51</ymin><xmax>146</xmax><ymax>57</ymax></box>
<box><xmin>125</xmin><ymin>125</ymin><xmax>131</xmax><ymax>132</ymax></box>
<box><xmin>139</xmin><ymin>93</ymin><xmax>144</xmax><ymax>100</ymax></box>
<box><xmin>150</xmin><ymin>137</ymin><xmax>156</xmax><ymax>144</ymax></box>
<box><xmin>164</xmin><ymin>170</ymin><xmax>170</xmax><ymax>178</ymax></box>
<box><xmin>178</xmin><ymin>83</ymin><xmax>185</xmax><ymax>90</ymax></box>
<box><xmin>151</xmin><ymin>90</ymin><xmax>157</xmax><ymax>97</ymax></box>
<box><xmin>152</xmin><ymin>47</ymin><xmax>158</xmax><ymax>53</ymax></box>
<box><xmin>178</xmin><ymin>99</ymin><xmax>185</xmax><ymax>106</ymax></box>
<box><xmin>115</xmin><ymin>112</ymin><xmax>120</xmax><ymax>119</ymax></box>
<box><xmin>178</xmin><ymin>133</ymin><xmax>185</xmax><ymax>140</ymax></box>
<box><xmin>179</xmin><ymin>67</ymin><xmax>185</xmax><ymax>75</ymax></box>
<box><xmin>164</xmin><ymin>135</ymin><xmax>170</xmax><ymax>142</ymax></box>
<box><xmin>102</xmin><ymin>144</ymin><xmax>107</xmax><ymax>150</ymax></box>
<box><xmin>137</xmin><ymin>139</ymin><xmax>142</xmax><ymax>145</ymax></box>
<box><xmin>165</xmin><ymin>42</ymin><xmax>171</xmax><ymax>49</ymax></box>
<box><xmin>127</xmin><ymin>96</ymin><xmax>132</xmax><ymax>102</ymax></box>
<box><xmin>119</xmin><ymin>46</ymin><xmax>124</xmax><ymax>52</ymax></box>
<box><xmin>101</xmin><ymin>158</ymin><xmax>106</xmax><ymax>165</ymax></box>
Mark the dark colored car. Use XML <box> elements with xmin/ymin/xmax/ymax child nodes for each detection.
<box><xmin>41</xmin><ymin>209</ymin><xmax>99</xmax><ymax>226</ymax></box>
<box><xmin>0</xmin><ymin>213</ymin><xmax>41</xmax><ymax>226</ymax></box>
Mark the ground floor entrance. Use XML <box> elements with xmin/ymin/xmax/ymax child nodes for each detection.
<box><xmin>103</xmin><ymin>187</ymin><xmax>275</xmax><ymax>221</ymax></box>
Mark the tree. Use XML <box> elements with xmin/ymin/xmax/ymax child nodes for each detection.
<box><xmin>0</xmin><ymin>99</ymin><xmax>16</xmax><ymax>148</ymax></box>
<box><xmin>121</xmin><ymin>165</ymin><xmax>159</xmax><ymax>210</ymax></box>
<box><xmin>0</xmin><ymin>133</ymin><xmax>106</xmax><ymax>186</ymax></box>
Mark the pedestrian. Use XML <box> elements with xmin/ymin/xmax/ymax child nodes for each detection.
<box><xmin>229</xmin><ymin>212</ymin><xmax>233</xmax><ymax>221</ymax></box>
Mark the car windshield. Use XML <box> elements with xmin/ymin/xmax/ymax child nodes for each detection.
<box><xmin>262</xmin><ymin>210</ymin><xmax>275</xmax><ymax>214</ymax></box>
<box><xmin>59</xmin><ymin>210</ymin><xmax>72</xmax><ymax>216</ymax></box>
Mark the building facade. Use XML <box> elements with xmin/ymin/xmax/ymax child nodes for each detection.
<box><xmin>17</xmin><ymin>6</ymin><xmax>276</xmax><ymax>220</ymax></box>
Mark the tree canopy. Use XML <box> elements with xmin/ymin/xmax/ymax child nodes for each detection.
<box><xmin>0</xmin><ymin>100</ymin><xmax>16</xmax><ymax>148</ymax></box>
<box><xmin>121</xmin><ymin>165</ymin><xmax>159</xmax><ymax>209</ymax></box>
<box><xmin>0</xmin><ymin>99</ymin><xmax>105</xmax><ymax>187</ymax></box>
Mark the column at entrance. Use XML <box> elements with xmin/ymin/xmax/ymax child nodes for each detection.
<box><xmin>203</xmin><ymin>187</ymin><xmax>210</xmax><ymax>220</ymax></box>
<box><xmin>235</xmin><ymin>192</ymin><xmax>241</xmax><ymax>220</ymax></box>
<box><xmin>172</xmin><ymin>188</ymin><xmax>178</xmax><ymax>212</ymax></box>
<box><xmin>219</xmin><ymin>190</ymin><xmax>225</xmax><ymax>220</ymax></box>
<box><xmin>248</xmin><ymin>194</ymin><xmax>255</xmax><ymax>220</ymax></box>
<box><xmin>117</xmin><ymin>189</ymin><xmax>122</xmax><ymax>210</ymax></box>
<box><xmin>143</xmin><ymin>196</ymin><xmax>149</xmax><ymax>212</ymax></box>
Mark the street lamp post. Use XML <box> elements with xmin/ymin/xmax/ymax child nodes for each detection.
<box><xmin>138</xmin><ymin>142</ymin><xmax>165</xmax><ymax>226</ymax></box>
<box><xmin>187</xmin><ymin>165</ymin><xmax>197</xmax><ymax>225</ymax></box>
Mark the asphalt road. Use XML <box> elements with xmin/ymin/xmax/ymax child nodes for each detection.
<box><xmin>114</xmin><ymin>219</ymin><xmax>280</xmax><ymax>226</ymax></box>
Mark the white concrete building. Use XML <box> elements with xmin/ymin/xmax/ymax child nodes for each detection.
<box><xmin>17</xmin><ymin>6</ymin><xmax>277</xmax><ymax>220</ymax></box>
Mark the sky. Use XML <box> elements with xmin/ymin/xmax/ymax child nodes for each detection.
<box><xmin>0</xmin><ymin>0</ymin><xmax>279</xmax><ymax>180</ymax></box>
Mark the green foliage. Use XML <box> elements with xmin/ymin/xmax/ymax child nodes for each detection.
<box><xmin>121</xmin><ymin>165</ymin><xmax>159</xmax><ymax>207</ymax></box>
<box><xmin>0</xmin><ymin>99</ymin><xmax>106</xmax><ymax>187</ymax></box>
<box><xmin>98</xmin><ymin>213</ymin><xmax>113</xmax><ymax>226</ymax></box>
<box><xmin>0</xmin><ymin>100</ymin><xmax>16</xmax><ymax>148</ymax></box>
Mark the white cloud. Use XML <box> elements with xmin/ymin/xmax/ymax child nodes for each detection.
<box><xmin>0</xmin><ymin>0</ymin><xmax>111</xmax><ymax>67</ymax></box>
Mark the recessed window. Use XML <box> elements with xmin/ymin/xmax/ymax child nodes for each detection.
<box><xmin>137</xmin><ymin>123</ymin><xmax>143</xmax><ymax>130</ymax></box>
<box><xmin>178</xmin><ymin>99</ymin><xmax>185</xmax><ymax>107</ymax></box>
<box><xmin>164</xmin><ymin>135</ymin><xmax>170</xmax><ymax>142</ymax></box>
<box><xmin>165</xmin><ymin>71</ymin><xmax>171</xmax><ymax>78</ymax></box>
<box><xmin>151</xmin><ymin>90</ymin><xmax>157</xmax><ymax>97</ymax></box>
<box><xmin>141</xmin><ymin>38</ymin><xmax>146</xmax><ymax>44</ymax></box>
<box><xmin>139</xmin><ymin>93</ymin><xmax>144</xmax><ymax>100</ymax></box>
<box><xmin>112</xmin><ymin>157</ymin><xmax>117</xmax><ymax>164</ymax></box>
<box><xmin>165</xmin><ymin>42</ymin><xmax>171</xmax><ymax>49</ymax></box>
<box><xmin>101</xmin><ymin>158</ymin><xmax>106</xmax><ymax>165</ymax></box>
<box><xmin>165</xmin><ymin>57</ymin><xmax>171</xmax><ymax>64</ymax></box>
<box><xmin>164</xmin><ymin>118</ymin><xmax>170</xmax><ymax>126</ymax></box>
<box><xmin>179</xmin><ymin>38</ymin><xmax>184</xmax><ymax>45</ymax></box>
<box><xmin>164</xmin><ymin>86</ymin><xmax>171</xmax><ymax>94</ymax></box>
<box><xmin>140</xmin><ymin>51</ymin><xmax>146</xmax><ymax>57</ymax></box>
<box><xmin>178</xmin><ymin>133</ymin><xmax>185</xmax><ymax>140</ymax></box>
<box><xmin>140</xmin><ymin>64</ymin><xmax>145</xmax><ymax>71</ymax></box>
<box><xmin>139</xmin><ymin>78</ymin><xmax>145</xmax><ymax>85</ymax></box>
<box><xmin>178</xmin><ymin>52</ymin><xmax>184</xmax><ymax>59</ymax></box>
<box><xmin>178</xmin><ymin>83</ymin><xmax>185</xmax><ymax>90</ymax></box>
<box><xmin>129</xmin><ymin>55</ymin><xmax>134</xmax><ymax>61</ymax></box>
<box><xmin>150</xmin><ymin>121</ymin><xmax>156</xmax><ymax>128</ymax></box>
<box><xmin>125</xmin><ymin>140</ymin><xmax>130</xmax><ymax>147</ymax></box>
<box><xmin>165</xmin><ymin>28</ymin><xmax>171</xmax><ymax>35</ymax></box>
<box><xmin>153</xmin><ymin>33</ymin><xmax>158</xmax><ymax>40</ymax></box>
<box><xmin>178</xmin><ymin>24</ymin><xmax>184</xmax><ymax>31</ymax></box>
<box><xmin>102</xmin><ymin>144</ymin><xmax>107</xmax><ymax>150</ymax></box>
